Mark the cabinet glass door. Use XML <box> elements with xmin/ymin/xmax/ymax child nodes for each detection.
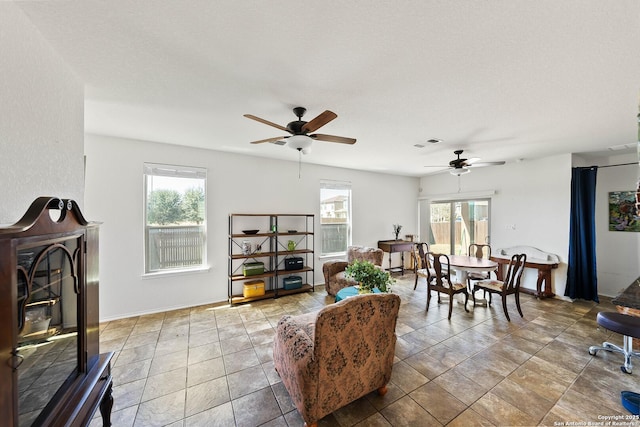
<box><xmin>16</xmin><ymin>236</ymin><xmax>81</xmax><ymax>426</ymax></box>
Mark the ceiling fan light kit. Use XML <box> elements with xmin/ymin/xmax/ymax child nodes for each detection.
<box><xmin>450</xmin><ymin>167</ymin><xmax>470</xmax><ymax>176</ymax></box>
<box><xmin>287</xmin><ymin>135</ymin><xmax>313</xmax><ymax>153</ymax></box>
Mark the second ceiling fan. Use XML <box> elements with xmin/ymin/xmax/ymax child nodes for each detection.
<box><xmin>244</xmin><ymin>107</ymin><xmax>356</xmax><ymax>154</ymax></box>
<box><xmin>425</xmin><ymin>150</ymin><xmax>506</xmax><ymax>176</ymax></box>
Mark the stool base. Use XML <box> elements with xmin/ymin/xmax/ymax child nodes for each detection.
<box><xmin>589</xmin><ymin>336</ymin><xmax>640</xmax><ymax>374</ymax></box>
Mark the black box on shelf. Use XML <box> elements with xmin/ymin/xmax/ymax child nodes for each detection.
<box><xmin>283</xmin><ymin>275</ymin><xmax>303</xmax><ymax>290</ymax></box>
<box><xmin>284</xmin><ymin>257</ymin><xmax>304</xmax><ymax>271</ymax></box>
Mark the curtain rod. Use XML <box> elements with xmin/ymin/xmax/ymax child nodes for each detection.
<box><xmin>598</xmin><ymin>162</ymin><xmax>638</xmax><ymax>168</ymax></box>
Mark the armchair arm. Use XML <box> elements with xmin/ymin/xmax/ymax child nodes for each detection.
<box><xmin>322</xmin><ymin>260</ymin><xmax>349</xmax><ymax>284</ymax></box>
<box><xmin>273</xmin><ymin>315</ymin><xmax>319</xmax><ymax>422</ymax></box>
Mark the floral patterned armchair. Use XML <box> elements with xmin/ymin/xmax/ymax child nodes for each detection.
<box><xmin>273</xmin><ymin>293</ymin><xmax>401</xmax><ymax>427</ymax></box>
<box><xmin>322</xmin><ymin>245</ymin><xmax>384</xmax><ymax>296</ymax></box>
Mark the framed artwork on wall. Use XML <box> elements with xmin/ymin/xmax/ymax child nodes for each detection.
<box><xmin>609</xmin><ymin>191</ymin><xmax>640</xmax><ymax>232</ymax></box>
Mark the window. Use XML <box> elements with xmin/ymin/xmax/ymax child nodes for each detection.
<box><xmin>320</xmin><ymin>180</ymin><xmax>352</xmax><ymax>255</ymax></box>
<box><xmin>429</xmin><ymin>199</ymin><xmax>490</xmax><ymax>255</ymax></box>
<box><xmin>144</xmin><ymin>163</ymin><xmax>207</xmax><ymax>274</ymax></box>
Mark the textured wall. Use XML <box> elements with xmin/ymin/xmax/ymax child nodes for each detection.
<box><xmin>0</xmin><ymin>4</ymin><xmax>84</xmax><ymax>224</ymax></box>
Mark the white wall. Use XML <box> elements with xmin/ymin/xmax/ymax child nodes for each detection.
<box><xmin>0</xmin><ymin>4</ymin><xmax>84</xmax><ymax>223</ymax></box>
<box><xmin>419</xmin><ymin>154</ymin><xmax>572</xmax><ymax>297</ymax></box>
<box><xmin>574</xmin><ymin>152</ymin><xmax>640</xmax><ymax>297</ymax></box>
<box><xmin>84</xmin><ymin>134</ymin><xmax>419</xmax><ymax>320</ymax></box>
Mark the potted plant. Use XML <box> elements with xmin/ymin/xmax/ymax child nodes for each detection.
<box><xmin>344</xmin><ymin>260</ymin><xmax>394</xmax><ymax>293</ymax></box>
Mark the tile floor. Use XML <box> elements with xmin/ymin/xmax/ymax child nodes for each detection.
<box><xmin>93</xmin><ymin>275</ymin><xmax>640</xmax><ymax>427</ymax></box>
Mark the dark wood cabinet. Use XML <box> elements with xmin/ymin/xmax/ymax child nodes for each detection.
<box><xmin>0</xmin><ymin>197</ymin><xmax>113</xmax><ymax>426</ymax></box>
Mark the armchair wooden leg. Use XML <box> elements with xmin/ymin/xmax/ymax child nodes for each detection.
<box><xmin>377</xmin><ymin>385</ymin><xmax>388</xmax><ymax>396</ymax></box>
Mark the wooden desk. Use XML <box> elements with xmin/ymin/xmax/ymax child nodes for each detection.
<box><xmin>378</xmin><ymin>240</ymin><xmax>413</xmax><ymax>275</ymax></box>
<box><xmin>490</xmin><ymin>256</ymin><xmax>559</xmax><ymax>299</ymax></box>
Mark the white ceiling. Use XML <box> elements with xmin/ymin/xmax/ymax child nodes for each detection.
<box><xmin>15</xmin><ymin>0</ymin><xmax>640</xmax><ymax>177</ymax></box>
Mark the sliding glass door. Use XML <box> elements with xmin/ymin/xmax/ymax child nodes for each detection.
<box><xmin>429</xmin><ymin>199</ymin><xmax>490</xmax><ymax>255</ymax></box>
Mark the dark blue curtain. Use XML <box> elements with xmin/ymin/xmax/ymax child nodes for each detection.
<box><xmin>565</xmin><ymin>167</ymin><xmax>598</xmax><ymax>302</ymax></box>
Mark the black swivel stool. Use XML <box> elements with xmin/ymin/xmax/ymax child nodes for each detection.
<box><xmin>589</xmin><ymin>312</ymin><xmax>640</xmax><ymax>374</ymax></box>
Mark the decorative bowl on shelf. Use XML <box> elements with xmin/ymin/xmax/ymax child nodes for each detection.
<box><xmin>288</xmin><ymin>230</ymin><xmax>297</xmax><ymax>233</ymax></box>
<box><xmin>242</xmin><ymin>229</ymin><xmax>259</xmax><ymax>235</ymax></box>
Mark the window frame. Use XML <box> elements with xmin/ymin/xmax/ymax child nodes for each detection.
<box><xmin>319</xmin><ymin>180</ymin><xmax>352</xmax><ymax>256</ymax></box>
<box><xmin>143</xmin><ymin>162</ymin><xmax>207</xmax><ymax>276</ymax></box>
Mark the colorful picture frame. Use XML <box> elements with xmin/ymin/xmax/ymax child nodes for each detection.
<box><xmin>609</xmin><ymin>191</ymin><xmax>640</xmax><ymax>232</ymax></box>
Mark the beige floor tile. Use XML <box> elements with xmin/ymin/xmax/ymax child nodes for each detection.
<box><xmin>135</xmin><ymin>389</ymin><xmax>186</xmax><ymax>427</ymax></box>
<box><xmin>380</xmin><ymin>395</ymin><xmax>441</xmax><ymax>427</ymax></box>
<box><xmin>410</xmin><ymin>381</ymin><xmax>467</xmax><ymax>424</ymax></box>
<box><xmin>186</xmin><ymin>356</ymin><xmax>226</xmax><ymax>387</ymax></box>
<box><xmin>471</xmin><ymin>391</ymin><xmax>539</xmax><ymax>426</ymax></box>
<box><xmin>389</xmin><ymin>360</ymin><xmax>430</xmax><ymax>394</ymax></box>
<box><xmin>185</xmin><ymin>376</ymin><xmax>230</xmax><ymax>417</ymax></box>
<box><xmin>141</xmin><ymin>367</ymin><xmax>187</xmax><ymax>402</ymax></box>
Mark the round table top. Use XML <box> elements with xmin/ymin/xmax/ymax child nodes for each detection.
<box><xmin>446</xmin><ymin>254</ymin><xmax>498</xmax><ymax>270</ymax></box>
<box><xmin>335</xmin><ymin>286</ymin><xmax>381</xmax><ymax>302</ymax></box>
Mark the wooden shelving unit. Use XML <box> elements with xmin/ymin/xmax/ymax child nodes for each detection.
<box><xmin>228</xmin><ymin>213</ymin><xmax>314</xmax><ymax>305</ymax></box>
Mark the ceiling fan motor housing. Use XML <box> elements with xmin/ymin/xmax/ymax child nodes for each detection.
<box><xmin>287</xmin><ymin>120</ymin><xmax>307</xmax><ymax>135</ymax></box>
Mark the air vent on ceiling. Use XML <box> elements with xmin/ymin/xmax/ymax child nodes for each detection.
<box><xmin>608</xmin><ymin>143</ymin><xmax>636</xmax><ymax>151</ymax></box>
<box><xmin>414</xmin><ymin>138</ymin><xmax>442</xmax><ymax>148</ymax></box>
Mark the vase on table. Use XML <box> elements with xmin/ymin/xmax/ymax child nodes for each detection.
<box><xmin>392</xmin><ymin>224</ymin><xmax>402</xmax><ymax>241</ymax></box>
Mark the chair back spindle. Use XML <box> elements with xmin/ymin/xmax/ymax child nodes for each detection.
<box><xmin>504</xmin><ymin>253</ymin><xmax>527</xmax><ymax>291</ymax></box>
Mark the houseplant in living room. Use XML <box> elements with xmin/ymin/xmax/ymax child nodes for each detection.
<box><xmin>344</xmin><ymin>260</ymin><xmax>394</xmax><ymax>293</ymax></box>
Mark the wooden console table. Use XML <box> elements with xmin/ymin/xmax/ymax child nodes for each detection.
<box><xmin>378</xmin><ymin>240</ymin><xmax>413</xmax><ymax>275</ymax></box>
<box><xmin>491</xmin><ymin>255</ymin><xmax>559</xmax><ymax>298</ymax></box>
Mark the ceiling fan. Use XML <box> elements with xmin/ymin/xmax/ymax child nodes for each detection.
<box><xmin>425</xmin><ymin>149</ymin><xmax>506</xmax><ymax>176</ymax></box>
<box><xmin>244</xmin><ymin>107</ymin><xmax>356</xmax><ymax>154</ymax></box>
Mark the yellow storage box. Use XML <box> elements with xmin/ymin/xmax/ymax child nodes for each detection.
<box><xmin>243</xmin><ymin>280</ymin><xmax>265</xmax><ymax>298</ymax></box>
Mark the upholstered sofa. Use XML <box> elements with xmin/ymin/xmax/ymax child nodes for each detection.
<box><xmin>322</xmin><ymin>245</ymin><xmax>384</xmax><ymax>296</ymax></box>
<box><xmin>273</xmin><ymin>293</ymin><xmax>401</xmax><ymax>427</ymax></box>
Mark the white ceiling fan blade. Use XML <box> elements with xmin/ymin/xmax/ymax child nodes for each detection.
<box><xmin>463</xmin><ymin>157</ymin><xmax>481</xmax><ymax>165</ymax></box>
<box><xmin>467</xmin><ymin>161</ymin><xmax>506</xmax><ymax>168</ymax></box>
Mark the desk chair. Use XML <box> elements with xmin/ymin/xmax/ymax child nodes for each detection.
<box><xmin>589</xmin><ymin>312</ymin><xmax>640</xmax><ymax>374</ymax></box>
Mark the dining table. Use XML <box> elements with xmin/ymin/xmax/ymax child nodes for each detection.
<box><xmin>429</xmin><ymin>254</ymin><xmax>498</xmax><ymax>307</ymax></box>
<box><xmin>446</xmin><ymin>254</ymin><xmax>499</xmax><ymax>284</ymax></box>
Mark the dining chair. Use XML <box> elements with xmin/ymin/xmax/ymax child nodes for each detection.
<box><xmin>472</xmin><ymin>253</ymin><xmax>527</xmax><ymax>321</ymax></box>
<box><xmin>413</xmin><ymin>242</ymin><xmax>434</xmax><ymax>290</ymax></box>
<box><xmin>467</xmin><ymin>243</ymin><xmax>492</xmax><ymax>293</ymax></box>
<box><xmin>426</xmin><ymin>253</ymin><xmax>469</xmax><ymax>320</ymax></box>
